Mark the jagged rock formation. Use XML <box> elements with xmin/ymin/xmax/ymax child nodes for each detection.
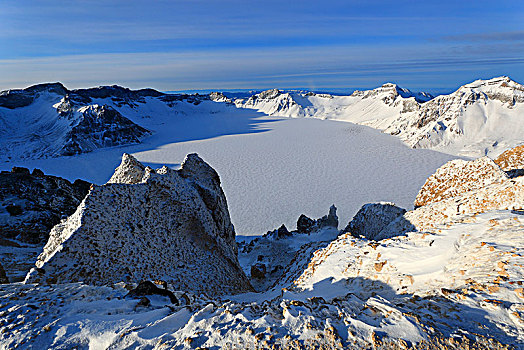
<box><xmin>295</xmin><ymin>205</ymin><xmax>338</xmax><ymax>234</ymax></box>
<box><xmin>0</xmin><ymin>167</ymin><xmax>90</xmax><ymax>243</ymax></box>
<box><xmin>414</xmin><ymin>157</ymin><xmax>508</xmax><ymax>207</ymax></box>
<box><xmin>25</xmin><ymin>153</ymin><xmax>253</xmax><ymax>295</ymax></box>
<box><xmin>238</xmin><ymin>206</ymin><xmax>340</xmax><ymax>292</ymax></box>
<box><xmin>343</xmin><ymin>202</ymin><xmax>406</xmax><ymax>240</ymax></box>
<box><xmin>494</xmin><ymin>144</ymin><xmax>524</xmax><ymax>178</ymax></box>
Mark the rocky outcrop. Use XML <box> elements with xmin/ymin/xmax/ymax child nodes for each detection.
<box><xmin>60</xmin><ymin>104</ymin><xmax>150</xmax><ymax>156</ymax></box>
<box><xmin>494</xmin><ymin>145</ymin><xmax>524</xmax><ymax>178</ymax></box>
<box><xmin>0</xmin><ymin>263</ymin><xmax>8</xmax><ymax>284</ymax></box>
<box><xmin>264</xmin><ymin>224</ymin><xmax>291</xmax><ymax>239</ymax></box>
<box><xmin>0</xmin><ymin>167</ymin><xmax>90</xmax><ymax>244</ymax></box>
<box><xmin>414</xmin><ymin>157</ymin><xmax>507</xmax><ymax>208</ymax></box>
<box><xmin>343</xmin><ymin>202</ymin><xmax>407</xmax><ymax>240</ymax></box>
<box><xmin>25</xmin><ymin>154</ymin><xmax>252</xmax><ymax>295</ymax></box>
<box><xmin>296</xmin><ymin>205</ymin><xmax>338</xmax><ymax>234</ymax></box>
<box><xmin>382</xmin><ymin>171</ymin><xmax>524</xmax><ymax>237</ymax></box>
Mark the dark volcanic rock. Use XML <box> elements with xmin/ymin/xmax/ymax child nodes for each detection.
<box><xmin>297</xmin><ymin>205</ymin><xmax>338</xmax><ymax>234</ymax></box>
<box><xmin>127</xmin><ymin>281</ymin><xmax>178</xmax><ymax>304</ymax></box>
<box><xmin>251</xmin><ymin>263</ymin><xmax>266</xmax><ymax>279</ymax></box>
<box><xmin>264</xmin><ymin>224</ymin><xmax>291</xmax><ymax>239</ymax></box>
<box><xmin>296</xmin><ymin>214</ymin><xmax>315</xmax><ymax>234</ymax></box>
<box><xmin>0</xmin><ymin>263</ymin><xmax>8</xmax><ymax>284</ymax></box>
<box><xmin>0</xmin><ymin>168</ymin><xmax>91</xmax><ymax>243</ymax></box>
<box><xmin>60</xmin><ymin>105</ymin><xmax>151</xmax><ymax>156</ymax></box>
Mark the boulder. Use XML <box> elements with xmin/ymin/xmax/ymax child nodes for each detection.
<box><xmin>126</xmin><ymin>281</ymin><xmax>178</xmax><ymax>304</ymax></box>
<box><xmin>414</xmin><ymin>157</ymin><xmax>507</xmax><ymax>208</ymax></box>
<box><xmin>494</xmin><ymin>145</ymin><xmax>524</xmax><ymax>178</ymax></box>
<box><xmin>251</xmin><ymin>263</ymin><xmax>266</xmax><ymax>279</ymax></box>
<box><xmin>25</xmin><ymin>154</ymin><xmax>253</xmax><ymax>295</ymax></box>
<box><xmin>344</xmin><ymin>202</ymin><xmax>407</xmax><ymax>240</ymax></box>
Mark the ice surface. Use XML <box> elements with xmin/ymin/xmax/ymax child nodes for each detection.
<box><xmin>0</xmin><ymin>104</ymin><xmax>455</xmax><ymax>236</ymax></box>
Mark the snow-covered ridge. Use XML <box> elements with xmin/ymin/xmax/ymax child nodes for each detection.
<box><xmin>0</xmin><ymin>83</ymin><xmax>212</xmax><ymax>161</ymax></box>
<box><xmin>235</xmin><ymin>76</ymin><xmax>524</xmax><ymax>157</ymax></box>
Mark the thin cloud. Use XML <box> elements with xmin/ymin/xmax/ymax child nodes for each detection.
<box><xmin>441</xmin><ymin>31</ymin><xmax>524</xmax><ymax>42</ymax></box>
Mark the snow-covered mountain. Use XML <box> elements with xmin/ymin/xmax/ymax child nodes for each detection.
<box><xmin>0</xmin><ymin>83</ymin><xmax>210</xmax><ymax>161</ymax></box>
<box><xmin>235</xmin><ymin>76</ymin><xmax>524</xmax><ymax>157</ymax></box>
<box><xmin>3</xmin><ymin>77</ymin><xmax>523</xmax><ymax>163</ymax></box>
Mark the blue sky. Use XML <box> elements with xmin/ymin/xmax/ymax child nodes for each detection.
<box><xmin>1</xmin><ymin>0</ymin><xmax>523</xmax><ymax>92</ymax></box>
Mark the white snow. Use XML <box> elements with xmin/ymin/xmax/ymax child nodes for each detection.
<box><xmin>0</xmin><ymin>101</ymin><xmax>455</xmax><ymax>236</ymax></box>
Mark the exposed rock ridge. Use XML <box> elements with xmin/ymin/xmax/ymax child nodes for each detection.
<box><xmin>414</xmin><ymin>157</ymin><xmax>508</xmax><ymax>208</ymax></box>
<box><xmin>25</xmin><ymin>153</ymin><xmax>252</xmax><ymax>295</ymax></box>
<box><xmin>494</xmin><ymin>144</ymin><xmax>524</xmax><ymax>177</ymax></box>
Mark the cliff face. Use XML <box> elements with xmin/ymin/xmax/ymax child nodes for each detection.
<box><xmin>0</xmin><ymin>167</ymin><xmax>90</xmax><ymax>244</ymax></box>
<box><xmin>26</xmin><ymin>153</ymin><xmax>252</xmax><ymax>295</ymax></box>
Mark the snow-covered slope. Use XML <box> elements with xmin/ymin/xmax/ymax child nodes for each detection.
<box><xmin>0</xmin><ymin>83</ymin><xmax>211</xmax><ymax>161</ymax></box>
<box><xmin>235</xmin><ymin>83</ymin><xmax>430</xmax><ymax>124</ymax></box>
<box><xmin>236</xmin><ymin>76</ymin><xmax>524</xmax><ymax>157</ymax></box>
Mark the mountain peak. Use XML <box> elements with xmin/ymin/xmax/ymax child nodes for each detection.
<box><xmin>461</xmin><ymin>76</ymin><xmax>522</xmax><ymax>91</ymax></box>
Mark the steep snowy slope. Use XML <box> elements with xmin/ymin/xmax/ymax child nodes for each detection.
<box><xmin>236</xmin><ymin>77</ymin><xmax>524</xmax><ymax>157</ymax></box>
<box><xmin>377</xmin><ymin>76</ymin><xmax>524</xmax><ymax>157</ymax></box>
<box><xmin>0</xmin><ymin>83</ymin><xmax>211</xmax><ymax>161</ymax></box>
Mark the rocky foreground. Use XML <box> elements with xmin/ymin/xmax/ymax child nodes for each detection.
<box><xmin>0</xmin><ymin>148</ymin><xmax>523</xmax><ymax>349</ymax></box>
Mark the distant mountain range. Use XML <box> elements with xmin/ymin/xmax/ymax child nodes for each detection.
<box><xmin>1</xmin><ymin>76</ymin><xmax>523</xmax><ymax>161</ymax></box>
<box><xmin>236</xmin><ymin>76</ymin><xmax>524</xmax><ymax>157</ymax></box>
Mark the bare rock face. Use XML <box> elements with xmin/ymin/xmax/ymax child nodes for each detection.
<box><xmin>382</xmin><ymin>174</ymin><xmax>524</xmax><ymax>237</ymax></box>
<box><xmin>26</xmin><ymin>153</ymin><xmax>252</xmax><ymax>295</ymax></box>
<box><xmin>414</xmin><ymin>157</ymin><xmax>507</xmax><ymax>208</ymax></box>
<box><xmin>0</xmin><ymin>263</ymin><xmax>8</xmax><ymax>284</ymax></box>
<box><xmin>343</xmin><ymin>202</ymin><xmax>407</xmax><ymax>240</ymax></box>
<box><xmin>494</xmin><ymin>145</ymin><xmax>524</xmax><ymax>178</ymax></box>
<box><xmin>0</xmin><ymin>167</ymin><xmax>90</xmax><ymax>244</ymax></box>
<box><xmin>60</xmin><ymin>104</ymin><xmax>150</xmax><ymax>157</ymax></box>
